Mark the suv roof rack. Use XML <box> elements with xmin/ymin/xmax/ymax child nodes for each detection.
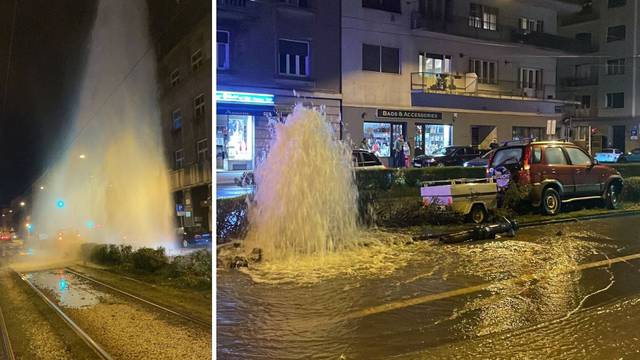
<box><xmin>500</xmin><ymin>138</ymin><xmax>535</xmax><ymax>147</ymax></box>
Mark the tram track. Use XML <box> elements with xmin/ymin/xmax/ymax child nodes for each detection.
<box><xmin>0</xmin><ymin>303</ymin><xmax>15</xmax><ymax>360</ymax></box>
<box><xmin>17</xmin><ymin>270</ymin><xmax>113</xmax><ymax>360</ymax></box>
<box><xmin>63</xmin><ymin>267</ymin><xmax>211</xmax><ymax>330</ymax></box>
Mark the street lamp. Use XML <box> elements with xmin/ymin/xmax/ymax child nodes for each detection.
<box><xmin>40</xmin><ymin>186</ymin><xmax>45</xmax><ymax>190</ymax></box>
<box><xmin>20</xmin><ymin>201</ymin><xmax>25</xmax><ymax>207</ymax></box>
<box><xmin>79</xmin><ymin>154</ymin><xmax>86</xmax><ymax>159</ymax></box>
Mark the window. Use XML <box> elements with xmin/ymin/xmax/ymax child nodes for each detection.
<box><xmin>362</xmin><ymin>44</ymin><xmax>400</xmax><ymax>74</ymax></box>
<box><xmin>469</xmin><ymin>3</ymin><xmax>497</xmax><ymax>31</ymax></box>
<box><xmin>279</xmin><ymin>0</ymin><xmax>308</xmax><ymax>7</ymax></box>
<box><xmin>512</xmin><ymin>126</ymin><xmax>544</xmax><ymax>140</ymax></box>
<box><xmin>575</xmin><ymin>32</ymin><xmax>592</xmax><ymax>43</ymax></box>
<box><xmin>607</xmin><ymin>25</ymin><xmax>626</xmax><ymax>42</ymax></box>
<box><xmin>605</xmin><ymin>92</ymin><xmax>624</xmax><ymax>108</ymax></box>
<box><xmin>607</xmin><ymin>58</ymin><xmax>625</xmax><ymax>75</ymax></box>
<box><xmin>279</xmin><ymin>39</ymin><xmax>309</xmax><ymax>76</ymax></box>
<box><xmin>172</xmin><ymin>109</ymin><xmax>182</xmax><ymax>130</ymax></box>
<box><xmin>363</xmin><ymin>122</ymin><xmax>392</xmax><ymax>157</ymax></box>
<box><xmin>197</xmin><ymin>139</ymin><xmax>208</xmax><ymax>163</ymax></box>
<box><xmin>191</xmin><ymin>49</ymin><xmax>203</xmax><ymax>72</ymax></box>
<box><xmin>608</xmin><ymin>0</ymin><xmax>626</xmax><ymax>8</ymax></box>
<box><xmin>576</xmin><ymin>95</ymin><xmax>591</xmax><ymax>109</ymax></box>
<box><xmin>544</xmin><ymin>147</ymin><xmax>567</xmax><ymax>165</ymax></box>
<box><xmin>217</xmin><ymin>31</ymin><xmax>229</xmax><ymax>70</ymax></box>
<box><xmin>175</xmin><ymin>149</ymin><xmax>184</xmax><ymax>169</ymax></box>
<box><xmin>194</xmin><ymin>94</ymin><xmax>206</xmax><ymax>119</ymax></box>
<box><xmin>490</xmin><ymin>147</ymin><xmax>522</xmax><ymax>167</ymax></box>
<box><xmin>574</xmin><ymin>64</ymin><xmax>592</xmax><ymax>78</ymax></box>
<box><xmin>470</xmin><ymin>59</ymin><xmax>497</xmax><ymax>84</ymax></box>
<box><xmin>575</xmin><ymin>126</ymin><xmax>590</xmax><ymax>141</ymax></box>
<box><xmin>169</xmin><ymin>69</ymin><xmax>181</xmax><ymax>87</ymax></box>
<box><xmin>362</xmin><ymin>0</ymin><xmax>401</xmax><ymax>13</ymax></box>
<box><xmin>419</xmin><ymin>53</ymin><xmax>451</xmax><ymax>74</ymax></box>
<box><xmin>519</xmin><ymin>68</ymin><xmax>543</xmax><ymax>89</ymax></box>
<box><xmin>566</xmin><ymin>147</ymin><xmax>592</xmax><ymax>165</ymax></box>
<box><xmin>519</xmin><ymin>17</ymin><xmax>544</xmax><ymax>32</ymax></box>
<box><xmin>532</xmin><ymin>147</ymin><xmax>542</xmax><ymax>164</ymax></box>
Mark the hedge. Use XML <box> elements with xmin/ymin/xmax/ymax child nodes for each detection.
<box><xmin>609</xmin><ymin>164</ymin><xmax>640</xmax><ymax>178</ymax></box>
<box><xmin>355</xmin><ymin>166</ymin><xmax>486</xmax><ymax>191</ymax></box>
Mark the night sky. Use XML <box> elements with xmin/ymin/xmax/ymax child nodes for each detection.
<box><xmin>0</xmin><ymin>0</ymin><xmax>200</xmax><ymax>205</ymax></box>
<box><xmin>0</xmin><ymin>0</ymin><xmax>97</xmax><ymax>204</ymax></box>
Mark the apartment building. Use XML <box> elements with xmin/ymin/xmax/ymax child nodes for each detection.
<box><xmin>558</xmin><ymin>0</ymin><xmax>639</xmax><ymax>153</ymax></box>
<box><xmin>342</xmin><ymin>0</ymin><xmax>586</xmax><ymax>162</ymax></box>
<box><xmin>159</xmin><ymin>8</ymin><xmax>212</xmax><ymax>232</ymax></box>
<box><xmin>216</xmin><ymin>0</ymin><xmax>342</xmax><ymax>172</ymax></box>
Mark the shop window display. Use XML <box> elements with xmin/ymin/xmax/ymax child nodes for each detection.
<box><xmin>363</xmin><ymin>122</ymin><xmax>391</xmax><ymax>157</ymax></box>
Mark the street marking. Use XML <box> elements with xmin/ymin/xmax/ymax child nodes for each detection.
<box><xmin>345</xmin><ymin>251</ymin><xmax>640</xmax><ymax>320</ymax></box>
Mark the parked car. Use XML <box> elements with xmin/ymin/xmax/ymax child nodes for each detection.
<box><xmin>353</xmin><ymin>149</ymin><xmax>385</xmax><ymax>169</ymax></box>
<box><xmin>487</xmin><ymin>140</ymin><xmax>623</xmax><ymax>215</ymax></box>
<box><xmin>463</xmin><ymin>149</ymin><xmax>496</xmax><ymax>168</ymax></box>
<box><xmin>180</xmin><ymin>227</ymin><xmax>212</xmax><ymax>248</ymax></box>
<box><xmin>594</xmin><ymin>148</ymin><xmax>624</xmax><ymax>163</ymax></box>
<box><xmin>618</xmin><ymin>148</ymin><xmax>640</xmax><ymax>163</ymax></box>
<box><xmin>413</xmin><ymin>146</ymin><xmax>483</xmax><ymax>167</ymax></box>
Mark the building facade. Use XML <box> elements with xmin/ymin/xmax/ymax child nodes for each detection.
<box><xmin>216</xmin><ymin>0</ymin><xmax>342</xmax><ymax>172</ymax></box>
<box><xmin>159</xmin><ymin>12</ymin><xmax>212</xmax><ymax>232</ymax></box>
<box><xmin>558</xmin><ymin>0</ymin><xmax>639</xmax><ymax>153</ymax></box>
<box><xmin>342</xmin><ymin>0</ymin><xmax>586</xmax><ymax>163</ymax></box>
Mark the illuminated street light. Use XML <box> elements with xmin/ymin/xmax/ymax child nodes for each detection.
<box><xmin>20</xmin><ymin>201</ymin><xmax>25</xmax><ymax>207</ymax></box>
<box><xmin>8</xmin><ymin>210</ymin><xmax>12</xmax><ymax>213</ymax></box>
<box><xmin>40</xmin><ymin>186</ymin><xmax>45</xmax><ymax>190</ymax></box>
<box><xmin>79</xmin><ymin>154</ymin><xmax>86</xmax><ymax>159</ymax></box>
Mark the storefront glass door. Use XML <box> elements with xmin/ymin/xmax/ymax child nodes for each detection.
<box><xmin>216</xmin><ymin>114</ymin><xmax>254</xmax><ymax>171</ymax></box>
<box><xmin>415</xmin><ymin>124</ymin><xmax>453</xmax><ymax>156</ymax></box>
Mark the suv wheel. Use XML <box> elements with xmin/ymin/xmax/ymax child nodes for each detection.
<box><xmin>605</xmin><ymin>183</ymin><xmax>621</xmax><ymax>209</ymax></box>
<box><xmin>542</xmin><ymin>188</ymin><xmax>561</xmax><ymax>215</ymax></box>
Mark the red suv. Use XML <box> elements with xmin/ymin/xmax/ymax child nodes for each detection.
<box><xmin>488</xmin><ymin>140</ymin><xmax>623</xmax><ymax>215</ymax></box>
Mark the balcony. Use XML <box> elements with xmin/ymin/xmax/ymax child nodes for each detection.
<box><xmin>411</xmin><ymin>13</ymin><xmax>598</xmax><ymax>53</ymax></box>
<box><xmin>411</xmin><ymin>72</ymin><xmax>556</xmax><ymax>100</ymax></box>
<box><xmin>559</xmin><ymin>74</ymin><xmax>599</xmax><ymax>87</ymax></box>
<box><xmin>559</xmin><ymin>10</ymin><xmax>599</xmax><ymax>27</ymax></box>
<box><xmin>217</xmin><ymin>0</ymin><xmax>257</xmax><ymax>20</ymax></box>
<box><xmin>170</xmin><ymin>161</ymin><xmax>212</xmax><ymax>191</ymax></box>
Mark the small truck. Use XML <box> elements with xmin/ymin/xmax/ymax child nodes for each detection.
<box><xmin>420</xmin><ymin>177</ymin><xmax>498</xmax><ymax>223</ymax></box>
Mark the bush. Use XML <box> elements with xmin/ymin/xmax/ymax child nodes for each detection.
<box><xmin>170</xmin><ymin>249</ymin><xmax>212</xmax><ymax>289</ymax></box>
<box><xmin>84</xmin><ymin>243</ymin><xmax>128</xmax><ymax>265</ymax></box>
<box><xmin>217</xmin><ymin>196</ymin><xmax>249</xmax><ymax>243</ymax></box>
<box><xmin>354</xmin><ymin>169</ymin><xmax>395</xmax><ymax>191</ymax></box>
<box><xmin>610</xmin><ymin>164</ymin><xmax>640</xmax><ymax>177</ymax></box>
<box><xmin>402</xmin><ymin>167</ymin><xmax>486</xmax><ymax>188</ymax></box>
<box><xmin>622</xmin><ymin>176</ymin><xmax>640</xmax><ymax>202</ymax></box>
<box><xmin>131</xmin><ymin>247</ymin><xmax>169</xmax><ymax>273</ymax></box>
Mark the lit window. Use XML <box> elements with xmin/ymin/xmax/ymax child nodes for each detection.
<box><xmin>469</xmin><ymin>3</ymin><xmax>497</xmax><ymax>31</ymax></box>
<box><xmin>197</xmin><ymin>139</ymin><xmax>208</xmax><ymax>163</ymax></box>
<box><xmin>419</xmin><ymin>53</ymin><xmax>451</xmax><ymax>74</ymax></box>
<box><xmin>279</xmin><ymin>39</ymin><xmax>309</xmax><ymax>77</ymax></box>
<box><xmin>175</xmin><ymin>149</ymin><xmax>184</xmax><ymax>169</ymax></box>
<box><xmin>170</xmin><ymin>69</ymin><xmax>181</xmax><ymax>87</ymax></box>
<box><xmin>519</xmin><ymin>17</ymin><xmax>544</xmax><ymax>32</ymax></box>
<box><xmin>191</xmin><ymin>48</ymin><xmax>203</xmax><ymax>72</ymax></box>
<box><xmin>172</xmin><ymin>109</ymin><xmax>182</xmax><ymax>130</ymax></box>
<box><xmin>194</xmin><ymin>94</ymin><xmax>206</xmax><ymax>120</ymax></box>
<box><xmin>217</xmin><ymin>31</ymin><xmax>229</xmax><ymax>70</ymax></box>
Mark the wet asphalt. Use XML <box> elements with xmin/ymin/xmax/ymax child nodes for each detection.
<box><xmin>217</xmin><ymin>215</ymin><xmax>640</xmax><ymax>359</ymax></box>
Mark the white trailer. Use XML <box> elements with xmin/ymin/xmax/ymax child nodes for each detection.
<box><xmin>420</xmin><ymin>178</ymin><xmax>498</xmax><ymax>223</ymax></box>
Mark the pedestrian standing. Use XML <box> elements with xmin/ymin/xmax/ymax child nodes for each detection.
<box><xmin>394</xmin><ymin>136</ymin><xmax>405</xmax><ymax>168</ymax></box>
<box><xmin>360</xmin><ymin>138</ymin><xmax>369</xmax><ymax>151</ymax></box>
<box><xmin>489</xmin><ymin>138</ymin><xmax>499</xmax><ymax>150</ymax></box>
<box><xmin>404</xmin><ymin>141</ymin><xmax>412</xmax><ymax>168</ymax></box>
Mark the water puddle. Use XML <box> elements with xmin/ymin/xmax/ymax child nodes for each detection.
<box><xmin>26</xmin><ymin>270</ymin><xmax>108</xmax><ymax>309</ymax></box>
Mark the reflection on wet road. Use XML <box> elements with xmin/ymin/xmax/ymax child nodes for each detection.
<box><xmin>217</xmin><ymin>216</ymin><xmax>640</xmax><ymax>359</ymax></box>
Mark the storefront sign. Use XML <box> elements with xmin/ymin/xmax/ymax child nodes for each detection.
<box><xmin>377</xmin><ymin>109</ymin><xmax>442</xmax><ymax>120</ymax></box>
<box><xmin>216</xmin><ymin>91</ymin><xmax>274</xmax><ymax>105</ymax></box>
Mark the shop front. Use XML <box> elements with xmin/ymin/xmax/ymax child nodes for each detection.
<box><xmin>216</xmin><ymin>91</ymin><xmax>275</xmax><ymax>171</ymax></box>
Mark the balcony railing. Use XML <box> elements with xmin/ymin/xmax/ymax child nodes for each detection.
<box><xmin>411</xmin><ymin>72</ymin><xmax>557</xmax><ymax>100</ymax></box>
<box><xmin>411</xmin><ymin>13</ymin><xmax>598</xmax><ymax>53</ymax></box>
<box><xmin>559</xmin><ymin>10</ymin><xmax>599</xmax><ymax>27</ymax></box>
<box><xmin>559</xmin><ymin>74</ymin><xmax>599</xmax><ymax>87</ymax></box>
<box><xmin>170</xmin><ymin>160</ymin><xmax>211</xmax><ymax>191</ymax></box>
<box><xmin>217</xmin><ymin>0</ymin><xmax>247</xmax><ymax>7</ymax></box>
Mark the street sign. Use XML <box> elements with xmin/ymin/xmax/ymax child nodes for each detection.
<box><xmin>631</xmin><ymin>126</ymin><xmax>638</xmax><ymax>140</ymax></box>
<box><xmin>176</xmin><ymin>204</ymin><xmax>184</xmax><ymax>212</ymax></box>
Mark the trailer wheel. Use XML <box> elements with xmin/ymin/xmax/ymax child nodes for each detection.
<box><xmin>469</xmin><ymin>204</ymin><xmax>487</xmax><ymax>224</ymax></box>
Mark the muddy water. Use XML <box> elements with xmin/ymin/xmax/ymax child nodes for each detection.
<box><xmin>217</xmin><ymin>216</ymin><xmax>640</xmax><ymax>359</ymax></box>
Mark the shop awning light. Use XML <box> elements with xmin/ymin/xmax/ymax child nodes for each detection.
<box><xmin>216</xmin><ymin>91</ymin><xmax>274</xmax><ymax>105</ymax></box>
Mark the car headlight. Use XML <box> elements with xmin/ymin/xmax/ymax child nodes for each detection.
<box><xmin>463</xmin><ymin>162</ymin><xmax>469</xmax><ymax>167</ymax></box>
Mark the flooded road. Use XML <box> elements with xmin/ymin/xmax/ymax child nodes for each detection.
<box><xmin>217</xmin><ymin>215</ymin><xmax>640</xmax><ymax>359</ymax></box>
